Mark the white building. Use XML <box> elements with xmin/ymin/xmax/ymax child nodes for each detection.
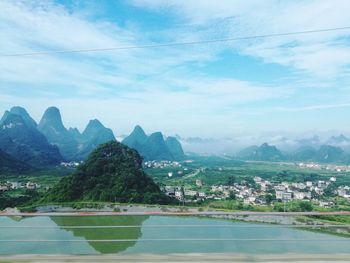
<box><xmin>293</xmin><ymin>192</ymin><xmax>305</xmax><ymax>200</ymax></box>
<box><xmin>330</xmin><ymin>177</ymin><xmax>337</xmax><ymax>182</ymax></box>
<box><xmin>198</xmin><ymin>192</ymin><xmax>206</xmax><ymax>198</ymax></box>
<box><xmin>275</xmin><ymin>190</ymin><xmax>284</xmax><ymax>200</ymax></box>
<box><xmin>306</xmin><ymin>181</ymin><xmax>313</xmax><ymax>187</ymax></box>
<box><xmin>184</xmin><ymin>190</ymin><xmax>197</xmax><ymax>196</ymax></box>
<box><xmin>175</xmin><ymin>190</ymin><xmax>184</xmax><ymax>200</ymax></box>
<box><xmin>282</xmin><ymin>192</ymin><xmax>292</xmax><ymax>201</ymax></box>
<box><xmin>26</xmin><ymin>182</ymin><xmax>36</xmax><ymax>190</ymax></box>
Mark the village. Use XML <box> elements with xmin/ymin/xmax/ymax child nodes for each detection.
<box><xmin>297</xmin><ymin>162</ymin><xmax>350</xmax><ymax>173</ymax></box>
<box><xmin>143</xmin><ymin>160</ymin><xmax>184</xmax><ymax>169</ymax></box>
<box><xmin>0</xmin><ymin>181</ymin><xmax>40</xmax><ymax>191</ymax></box>
<box><xmin>162</xmin><ymin>175</ymin><xmax>350</xmax><ymax>208</ymax></box>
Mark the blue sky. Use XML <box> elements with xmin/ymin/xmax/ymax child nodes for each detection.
<box><xmin>1</xmin><ymin>0</ymin><xmax>350</xmax><ymax>139</ymax></box>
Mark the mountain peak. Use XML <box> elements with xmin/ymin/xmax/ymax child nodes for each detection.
<box><xmin>133</xmin><ymin>125</ymin><xmax>147</xmax><ymax>136</ymax></box>
<box><xmin>1</xmin><ymin>112</ymin><xmax>25</xmax><ymax>129</ymax></box>
<box><xmin>83</xmin><ymin>119</ymin><xmax>108</xmax><ymax>136</ymax></box>
<box><xmin>10</xmin><ymin>106</ymin><xmax>37</xmax><ymax>128</ymax></box>
<box><xmin>134</xmin><ymin>125</ymin><xmax>144</xmax><ymax>132</ymax></box>
<box><xmin>123</xmin><ymin>127</ymin><xmax>185</xmax><ymax>161</ymax></box>
<box><xmin>327</xmin><ymin>134</ymin><xmax>349</xmax><ymax>145</ymax></box>
<box><xmin>141</xmin><ymin>132</ymin><xmax>174</xmax><ymax>160</ymax></box>
<box><xmin>77</xmin><ymin>119</ymin><xmax>116</xmax><ymax>160</ymax></box>
<box><xmin>38</xmin><ymin>106</ymin><xmax>78</xmax><ymax>161</ymax></box>
<box><xmin>148</xmin><ymin>131</ymin><xmax>163</xmax><ymax>140</ymax></box>
<box><xmin>238</xmin><ymin>143</ymin><xmax>283</xmax><ymax>161</ymax></box>
<box><xmin>122</xmin><ymin>125</ymin><xmax>148</xmax><ymax>150</ymax></box>
<box><xmin>39</xmin><ymin>106</ymin><xmax>65</xmax><ymax>131</ymax></box>
<box><xmin>261</xmin><ymin>142</ymin><xmax>270</xmax><ymax>147</ymax></box>
<box><xmin>86</xmin><ymin>119</ymin><xmax>104</xmax><ymax>129</ymax></box>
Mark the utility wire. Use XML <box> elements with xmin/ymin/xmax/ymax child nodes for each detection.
<box><xmin>0</xmin><ymin>238</ymin><xmax>349</xmax><ymax>242</ymax></box>
<box><xmin>1</xmin><ymin>26</ymin><xmax>350</xmax><ymax>57</ymax></box>
<box><xmin>0</xmin><ymin>224</ymin><xmax>349</xmax><ymax>229</ymax></box>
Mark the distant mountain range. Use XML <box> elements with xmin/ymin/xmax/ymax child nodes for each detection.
<box><xmin>237</xmin><ymin>143</ymin><xmax>285</xmax><ymax>161</ymax></box>
<box><xmin>178</xmin><ymin>133</ymin><xmax>350</xmax><ymax>157</ymax></box>
<box><xmin>122</xmin><ymin>126</ymin><xmax>185</xmax><ymax>161</ymax></box>
<box><xmin>2</xmin><ymin>105</ymin><xmax>350</xmax><ymax>170</ymax></box>
<box><xmin>236</xmin><ymin>142</ymin><xmax>347</xmax><ymax>163</ymax></box>
<box><xmin>37</xmin><ymin>107</ymin><xmax>117</xmax><ymax>161</ymax></box>
<box><xmin>0</xmin><ymin>106</ymin><xmax>115</xmax><ymax>169</ymax></box>
<box><xmin>0</xmin><ymin>106</ymin><xmax>185</xmax><ymax>172</ymax></box>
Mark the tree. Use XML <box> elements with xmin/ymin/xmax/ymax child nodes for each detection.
<box><xmin>265</xmin><ymin>193</ymin><xmax>274</xmax><ymax>204</ymax></box>
<box><xmin>298</xmin><ymin>201</ymin><xmax>313</xmax><ymax>212</ymax></box>
<box><xmin>227</xmin><ymin>176</ymin><xmax>236</xmax><ymax>185</ymax></box>
<box><xmin>228</xmin><ymin>191</ymin><xmax>236</xmax><ymax>200</ymax></box>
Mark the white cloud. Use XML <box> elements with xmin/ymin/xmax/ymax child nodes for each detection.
<box><xmin>132</xmin><ymin>0</ymin><xmax>350</xmax><ymax>78</ymax></box>
<box><xmin>1</xmin><ymin>0</ymin><xmax>350</xmax><ymax>139</ymax></box>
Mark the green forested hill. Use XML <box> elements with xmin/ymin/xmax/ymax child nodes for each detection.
<box><xmin>0</xmin><ymin>149</ymin><xmax>31</xmax><ymax>174</ymax></box>
<box><xmin>45</xmin><ymin>141</ymin><xmax>171</xmax><ymax>204</ymax></box>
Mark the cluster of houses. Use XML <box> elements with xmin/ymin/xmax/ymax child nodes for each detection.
<box><xmin>338</xmin><ymin>186</ymin><xmax>350</xmax><ymax>198</ymax></box>
<box><xmin>144</xmin><ymin>160</ymin><xmax>182</xmax><ymax>169</ymax></box>
<box><xmin>298</xmin><ymin>162</ymin><xmax>350</xmax><ymax>172</ymax></box>
<box><xmin>162</xmin><ymin>174</ymin><xmax>350</xmax><ymax>207</ymax></box>
<box><xmin>60</xmin><ymin>161</ymin><xmax>83</xmax><ymax>168</ymax></box>
<box><xmin>0</xmin><ymin>181</ymin><xmax>39</xmax><ymax>191</ymax></box>
<box><xmin>162</xmin><ymin>179</ymin><xmax>207</xmax><ymax>202</ymax></box>
<box><xmin>273</xmin><ymin>178</ymin><xmax>329</xmax><ymax>201</ymax></box>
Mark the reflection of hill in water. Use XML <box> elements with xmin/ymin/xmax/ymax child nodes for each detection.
<box><xmin>7</xmin><ymin>216</ymin><xmax>26</xmax><ymax>222</ymax></box>
<box><xmin>51</xmin><ymin>216</ymin><xmax>148</xmax><ymax>253</ymax></box>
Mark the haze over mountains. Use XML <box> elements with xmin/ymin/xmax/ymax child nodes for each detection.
<box><xmin>236</xmin><ymin>142</ymin><xmax>348</xmax><ymax>164</ymax></box>
<box><xmin>179</xmin><ymin>134</ymin><xmax>350</xmax><ymax>157</ymax></box>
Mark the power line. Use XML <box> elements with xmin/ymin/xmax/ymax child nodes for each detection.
<box><xmin>1</xmin><ymin>26</ymin><xmax>350</xmax><ymax>57</ymax></box>
<box><xmin>0</xmin><ymin>224</ymin><xmax>349</xmax><ymax>229</ymax></box>
<box><xmin>0</xmin><ymin>238</ymin><xmax>349</xmax><ymax>242</ymax></box>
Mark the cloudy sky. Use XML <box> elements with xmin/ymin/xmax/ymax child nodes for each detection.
<box><xmin>1</xmin><ymin>0</ymin><xmax>350</xmax><ymax>138</ymax></box>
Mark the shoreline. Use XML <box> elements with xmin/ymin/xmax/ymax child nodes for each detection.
<box><xmin>1</xmin><ymin>205</ymin><xmax>349</xmax><ymax>238</ymax></box>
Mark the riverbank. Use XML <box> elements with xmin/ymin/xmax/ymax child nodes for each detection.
<box><xmin>2</xmin><ymin>203</ymin><xmax>350</xmax><ymax>238</ymax></box>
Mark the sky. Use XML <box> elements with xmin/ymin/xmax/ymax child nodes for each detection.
<box><xmin>1</xmin><ymin>0</ymin><xmax>350</xmax><ymax>140</ymax></box>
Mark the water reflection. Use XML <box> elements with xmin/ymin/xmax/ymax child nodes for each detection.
<box><xmin>51</xmin><ymin>216</ymin><xmax>148</xmax><ymax>253</ymax></box>
<box><xmin>0</xmin><ymin>215</ymin><xmax>350</xmax><ymax>255</ymax></box>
